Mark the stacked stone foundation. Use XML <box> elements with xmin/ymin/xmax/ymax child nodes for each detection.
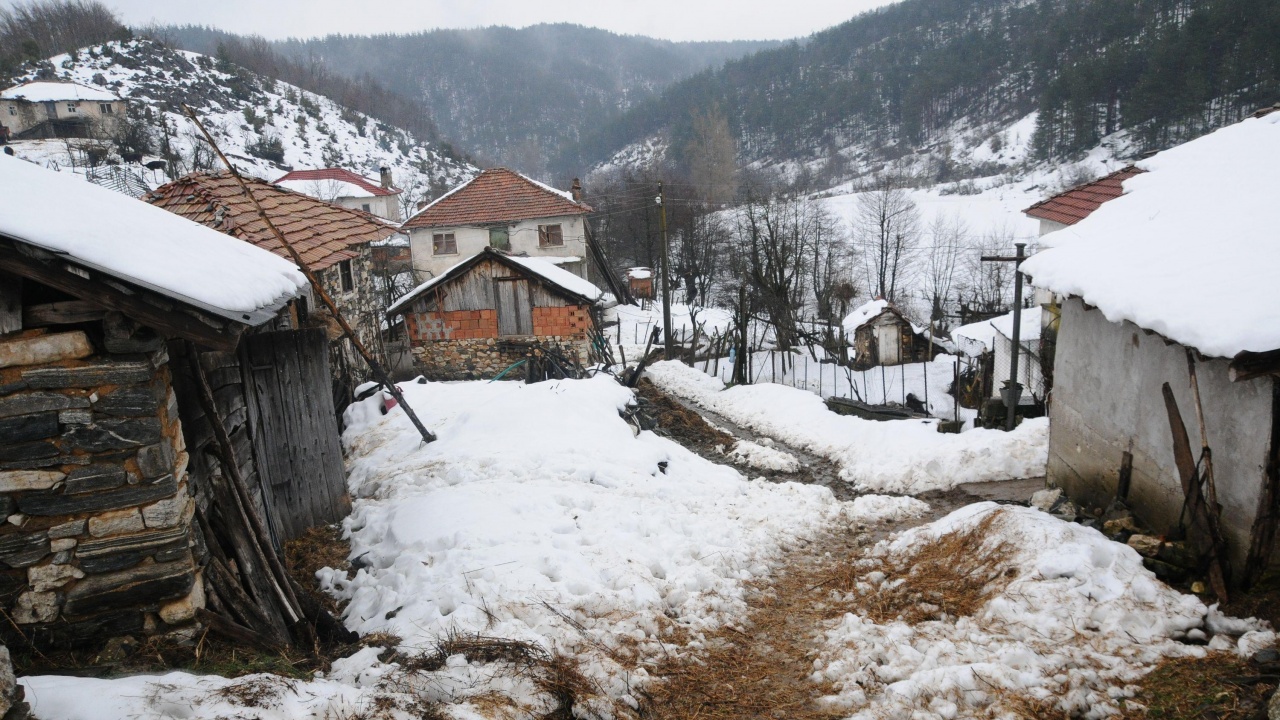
<box><xmin>0</xmin><ymin>320</ymin><xmax>201</xmax><ymax>651</ymax></box>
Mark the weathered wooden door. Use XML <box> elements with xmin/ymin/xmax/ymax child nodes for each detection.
<box><xmin>241</xmin><ymin>328</ymin><xmax>350</xmax><ymax>547</ymax></box>
<box><xmin>496</xmin><ymin>279</ymin><xmax>533</xmax><ymax>336</ymax></box>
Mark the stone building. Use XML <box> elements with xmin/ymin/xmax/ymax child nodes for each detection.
<box><xmin>1</xmin><ymin>81</ymin><xmax>125</xmax><ymax>141</ymax></box>
<box><xmin>388</xmin><ymin>247</ymin><xmax>604</xmax><ymax>380</ymax></box>
<box><xmin>1020</xmin><ymin>111</ymin><xmax>1280</xmax><ymax>586</ymax></box>
<box><xmin>275</xmin><ymin>167</ymin><xmax>403</xmax><ymax>221</ymax></box>
<box><xmin>0</xmin><ymin>153</ymin><xmax>355</xmax><ymax>652</ymax></box>
<box><xmin>146</xmin><ymin>173</ymin><xmax>397</xmax><ymax>398</ymax></box>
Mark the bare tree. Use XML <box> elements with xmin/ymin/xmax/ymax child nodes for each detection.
<box><xmin>0</xmin><ymin>0</ymin><xmax>126</xmax><ymax>72</ymax></box>
<box><xmin>809</xmin><ymin>203</ymin><xmax>853</xmax><ymax>324</ymax></box>
<box><xmin>922</xmin><ymin>212</ymin><xmax>965</xmax><ymax>328</ymax></box>
<box><xmin>855</xmin><ymin>175</ymin><xmax>921</xmax><ymax>303</ymax></box>
<box><xmin>963</xmin><ymin>225</ymin><xmax>1017</xmax><ymax>317</ymax></box>
<box><xmin>673</xmin><ymin>208</ymin><xmax>728</xmax><ymax>306</ymax></box>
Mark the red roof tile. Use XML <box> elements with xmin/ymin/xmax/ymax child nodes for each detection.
<box><xmin>146</xmin><ymin>173</ymin><xmax>396</xmax><ymax>271</ymax></box>
<box><xmin>1023</xmin><ymin>166</ymin><xmax>1146</xmax><ymax>226</ymax></box>
<box><xmin>274</xmin><ymin>167</ymin><xmax>399</xmax><ymax>197</ymax></box>
<box><xmin>402</xmin><ymin>168</ymin><xmax>591</xmax><ymax>230</ymax></box>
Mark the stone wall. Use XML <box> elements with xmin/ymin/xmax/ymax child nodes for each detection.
<box><xmin>0</xmin><ymin>322</ymin><xmax>201</xmax><ymax>650</ymax></box>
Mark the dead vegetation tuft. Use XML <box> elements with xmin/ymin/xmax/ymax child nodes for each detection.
<box><xmin>634</xmin><ymin>379</ymin><xmax>734</xmax><ymax>452</ymax></box>
<box><xmin>285</xmin><ymin>523</ymin><xmax>352</xmax><ymax>617</ymax></box>
<box><xmin>214</xmin><ymin>674</ymin><xmax>297</xmax><ymax>707</ymax></box>
<box><xmin>825</xmin><ymin>509</ymin><xmax>1018</xmax><ymax>625</ymax></box>
<box><xmin>1120</xmin><ymin>652</ymin><xmax>1277</xmax><ymax>719</ymax></box>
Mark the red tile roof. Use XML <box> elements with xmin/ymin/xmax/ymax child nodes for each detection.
<box><xmin>274</xmin><ymin>167</ymin><xmax>399</xmax><ymax>196</ymax></box>
<box><xmin>1023</xmin><ymin>166</ymin><xmax>1146</xmax><ymax>226</ymax></box>
<box><xmin>146</xmin><ymin>173</ymin><xmax>396</xmax><ymax>271</ymax></box>
<box><xmin>402</xmin><ymin>168</ymin><xmax>591</xmax><ymax>230</ymax></box>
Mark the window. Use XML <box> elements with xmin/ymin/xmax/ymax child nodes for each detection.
<box><xmin>538</xmin><ymin>224</ymin><xmax>563</xmax><ymax>247</ymax></box>
<box><xmin>361</xmin><ymin>203</ymin><xmax>371</xmax><ymax>213</ymax></box>
<box><xmin>65</xmin><ymin>102</ymin><xmax>78</xmax><ymax>113</ymax></box>
<box><xmin>338</xmin><ymin>259</ymin><xmax>354</xmax><ymax>292</ymax></box>
<box><xmin>99</xmin><ymin>103</ymin><xmax>113</xmax><ymax>114</ymax></box>
<box><xmin>488</xmin><ymin>226</ymin><xmax>509</xmax><ymax>250</ymax></box>
<box><xmin>432</xmin><ymin>232</ymin><xmax>457</xmax><ymax>255</ymax></box>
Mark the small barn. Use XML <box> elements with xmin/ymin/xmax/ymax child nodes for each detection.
<box><xmin>626</xmin><ymin>267</ymin><xmax>654</xmax><ymax>301</ymax></box>
<box><xmin>1020</xmin><ymin>111</ymin><xmax>1280</xmax><ymax>587</ymax></box>
<box><xmin>0</xmin><ymin>155</ymin><xmax>349</xmax><ymax>651</ymax></box>
<box><xmin>388</xmin><ymin>247</ymin><xmax>604</xmax><ymax>380</ymax></box>
<box><xmin>842</xmin><ymin>299</ymin><xmax>945</xmax><ymax>371</ymax></box>
<box><xmin>1</xmin><ymin>81</ymin><xmax>125</xmax><ymax>141</ymax></box>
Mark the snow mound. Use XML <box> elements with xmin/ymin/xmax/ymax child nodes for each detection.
<box><xmin>329</xmin><ymin>375</ymin><xmax>844</xmax><ymax>708</ymax></box>
<box><xmin>816</xmin><ymin>503</ymin><xmax>1274</xmax><ymax>718</ymax></box>
<box><xmin>729</xmin><ymin>438</ymin><xmax>801</xmax><ymax>473</ymax></box>
<box><xmin>646</xmin><ymin>361</ymin><xmax>1047</xmax><ymax>493</ymax></box>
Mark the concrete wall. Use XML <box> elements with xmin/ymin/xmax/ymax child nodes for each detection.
<box><xmin>335</xmin><ymin>194</ymin><xmax>401</xmax><ymax>222</ymax></box>
<box><xmin>1048</xmin><ymin>297</ymin><xmax>1275</xmax><ymax>573</ymax></box>
<box><xmin>409</xmin><ymin>215</ymin><xmax>589</xmax><ymax>282</ymax></box>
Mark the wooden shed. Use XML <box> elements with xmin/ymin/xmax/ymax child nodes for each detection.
<box><xmin>843</xmin><ymin>299</ymin><xmax>945</xmax><ymax>371</ymax></box>
<box><xmin>388</xmin><ymin>247</ymin><xmax>604</xmax><ymax>380</ymax></box>
<box><xmin>0</xmin><ymin>155</ymin><xmax>348</xmax><ymax>652</ymax></box>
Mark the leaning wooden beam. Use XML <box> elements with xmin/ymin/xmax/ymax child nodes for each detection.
<box><xmin>180</xmin><ymin>105</ymin><xmax>437</xmax><ymax>445</ymax></box>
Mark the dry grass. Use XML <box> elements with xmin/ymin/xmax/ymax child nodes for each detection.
<box><xmin>824</xmin><ymin>509</ymin><xmax>1017</xmax><ymax>625</ymax></box>
<box><xmin>285</xmin><ymin>523</ymin><xmax>352</xmax><ymax>617</ymax></box>
<box><xmin>639</xmin><ymin>534</ymin><xmax>854</xmax><ymax>720</ymax></box>
<box><xmin>214</xmin><ymin>674</ymin><xmax>297</xmax><ymax>707</ymax></box>
<box><xmin>634</xmin><ymin>379</ymin><xmax>734</xmax><ymax>452</ymax></box>
<box><xmin>1120</xmin><ymin>652</ymin><xmax>1277</xmax><ymax>719</ymax></box>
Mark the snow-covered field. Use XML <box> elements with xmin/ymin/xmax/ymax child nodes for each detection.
<box><xmin>646</xmin><ymin>360</ymin><xmax>1045</xmax><ymax>494</ymax></box>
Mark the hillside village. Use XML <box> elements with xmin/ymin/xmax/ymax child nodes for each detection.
<box><xmin>0</xmin><ymin>1</ymin><xmax>1279</xmax><ymax>719</ymax></box>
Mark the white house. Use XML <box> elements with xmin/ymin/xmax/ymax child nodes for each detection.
<box><xmin>275</xmin><ymin>167</ymin><xmax>403</xmax><ymax>221</ymax></box>
<box><xmin>1</xmin><ymin>80</ymin><xmax>125</xmax><ymax>140</ymax></box>
<box><xmin>1020</xmin><ymin>109</ymin><xmax>1280</xmax><ymax>585</ymax></box>
<box><xmin>401</xmin><ymin>168</ymin><xmax>594</xmax><ymax>283</ymax></box>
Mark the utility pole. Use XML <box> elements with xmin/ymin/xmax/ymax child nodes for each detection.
<box><xmin>981</xmin><ymin>242</ymin><xmax>1027</xmax><ymax>431</ymax></box>
<box><xmin>658</xmin><ymin>181</ymin><xmax>674</xmax><ymax>360</ymax></box>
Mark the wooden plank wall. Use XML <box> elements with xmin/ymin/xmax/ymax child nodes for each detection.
<box><xmin>240</xmin><ymin>328</ymin><xmax>350</xmax><ymax>544</ymax></box>
<box><xmin>426</xmin><ymin>258</ymin><xmax>573</xmax><ymax>313</ymax></box>
<box><xmin>168</xmin><ymin>341</ymin><xmax>273</xmax><ymax>543</ymax></box>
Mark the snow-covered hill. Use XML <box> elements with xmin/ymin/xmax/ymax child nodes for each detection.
<box><xmin>6</xmin><ymin>39</ymin><xmax>477</xmax><ymax>202</ymax></box>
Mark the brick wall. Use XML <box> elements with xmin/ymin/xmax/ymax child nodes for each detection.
<box><xmin>532</xmin><ymin>306</ymin><xmax>591</xmax><ymax>339</ymax></box>
<box><xmin>406</xmin><ymin>310</ymin><xmax>498</xmax><ymax>344</ymax></box>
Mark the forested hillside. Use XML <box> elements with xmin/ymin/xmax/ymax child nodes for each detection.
<box><xmin>161</xmin><ymin>24</ymin><xmax>778</xmax><ymax>176</ymax></box>
<box><xmin>570</xmin><ymin>0</ymin><xmax>1280</xmax><ymax>178</ymax></box>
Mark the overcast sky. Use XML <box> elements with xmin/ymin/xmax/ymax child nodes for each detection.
<box><xmin>83</xmin><ymin>0</ymin><xmax>901</xmax><ymax>42</ymax></box>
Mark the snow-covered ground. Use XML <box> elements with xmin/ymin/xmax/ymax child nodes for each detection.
<box><xmin>815</xmin><ymin>503</ymin><xmax>1276</xmax><ymax>718</ymax></box>
<box><xmin>646</xmin><ymin>360</ymin><xmax>1045</xmax><ymax>494</ymax></box>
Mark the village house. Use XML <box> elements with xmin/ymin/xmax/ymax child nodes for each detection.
<box><xmin>145</xmin><ymin>173</ymin><xmax>397</xmax><ymax>398</ymax></box>
<box><xmin>0</xmin><ymin>80</ymin><xmax>125</xmax><ymax>141</ymax></box>
<box><xmin>0</xmin><ymin>154</ymin><xmax>349</xmax><ymax>652</ymax></box>
<box><xmin>403</xmin><ymin>168</ymin><xmax>597</xmax><ymax>284</ymax></box>
<box><xmin>388</xmin><ymin>247</ymin><xmax>604</xmax><ymax>380</ymax></box>
<box><xmin>842</xmin><ymin>299</ymin><xmax>946</xmax><ymax>371</ymax></box>
<box><xmin>275</xmin><ymin>167</ymin><xmax>404</xmax><ymax>222</ymax></box>
<box><xmin>1020</xmin><ymin>111</ymin><xmax>1280</xmax><ymax>587</ymax></box>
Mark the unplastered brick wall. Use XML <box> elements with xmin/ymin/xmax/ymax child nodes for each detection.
<box><xmin>407</xmin><ymin>310</ymin><xmax>498</xmax><ymax>344</ymax></box>
<box><xmin>532</xmin><ymin>306</ymin><xmax>591</xmax><ymax>338</ymax></box>
<box><xmin>0</xmin><ymin>318</ymin><xmax>201</xmax><ymax>650</ymax></box>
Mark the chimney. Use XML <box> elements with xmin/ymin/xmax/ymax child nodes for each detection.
<box><xmin>380</xmin><ymin>166</ymin><xmax>393</xmax><ymax>189</ymax></box>
<box><xmin>570</xmin><ymin>178</ymin><xmax>583</xmax><ymax>203</ymax></box>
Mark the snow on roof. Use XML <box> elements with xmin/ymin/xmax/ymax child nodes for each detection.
<box><xmin>0</xmin><ymin>80</ymin><xmax>119</xmax><ymax>102</ymax></box>
<box><xmin>275</xmin><ymin>168</ymin><xmax>399</xmax><ymax>198</ymax></box>
<box><xmin>627</xmin><ymin>267</ymin><xmax>652</xmax><ymax>280</ymax></box>
<box><xmin>0</xmin><ymin>154</ymin><xmax>304</xmax><ymax>321</ymax></box>
<box><xmin>387</xmin><ymin>249</ymin><xmax>602</xmax><ymax>315</ymax></box>
<box><xmin>506</xmin><ymin>255</ymin><xmax>603</xmax><ymax>302</ymax></box>
<box><xmin>989</xmin><ymin>306</ymin><xmax>1043</xmax><ymax>343</ymax></box>
<box><xmin>841</xmin><ymin>299</ymin><xmax>890</xmax><ymax>335</ymax></box>
<box><xmin>1020</xmin><ymin>113</ymin><xmax>1280</xmax><ymax>358</ymax></box>
<box><xmin>953</xmin><ymin>307</ymin><xmax>1043</xmax><ymax>355</ymax></box>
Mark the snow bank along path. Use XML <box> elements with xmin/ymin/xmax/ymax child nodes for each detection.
<box><xmin>816</xmin><ymin>503</ymin><xmax>1276</xmax><ymax>718</ymax></box>
<box><xmin>324</xmin><ymin>376</ymin><xmax>870</xmax><ymax>708</ymax></box>
<box><xmin>646</xmin><ymin>361</ymin><xmax>1047</xmax><ymax>494</ymax></box>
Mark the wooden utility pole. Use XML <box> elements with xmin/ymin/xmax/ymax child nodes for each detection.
<box><xmin>180</xmin><ymin>105</ymin><xmax>436</xmax><ymax>444</ymax></box>
<box><xmin>658</xmin><ymin>182</ymin><xmax>674</xmax><ymax>360</ymax></box>
<box><xmin>981</xmin><ymin>242</ymin><xmax>1027</xmax><ymax>431</ymax></box>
